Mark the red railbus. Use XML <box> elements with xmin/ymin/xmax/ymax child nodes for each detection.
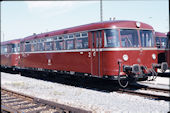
<box><xmin>1</xmin><ymin>39</ymin><xmax>20</xmax><ymax>72</ymax></box>
<box><xmin>18</xmin><ymin>20</ymin><xmax>163</xmax><ymax>87</ymax></box>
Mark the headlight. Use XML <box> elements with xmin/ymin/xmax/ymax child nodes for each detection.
<box><xmin>123</xmin><ymin>54</ymin><xmax>128</xmax><ymax>61</ymax></box>
<box><xmin>152</xmin><ymin>54</ymin><xmax>156</xmax><ymax>60</ymax></box>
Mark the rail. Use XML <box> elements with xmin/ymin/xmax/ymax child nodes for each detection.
<box><xmin>1</xmin><ymin>87</ymin><xmax>92</xmax><ymax>113</ymax></box>
<box><xmin>118</xmin><ymin>84</ymin><xmax>170</xmax><ymax>101</ymax></box>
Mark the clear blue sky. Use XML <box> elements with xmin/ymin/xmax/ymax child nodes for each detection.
<box><xmin>1</xmin><ymin>1</ymin><xmax>169</xmax><ymax>41</ymax></box>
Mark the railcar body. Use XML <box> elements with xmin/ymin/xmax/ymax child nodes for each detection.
<box><xmin>19</xmin><ymin>20</ymin><xmax>161</xmax><ymax>87</ymax></box>
<box><xmin>166</xmin><ymin>32</ymin><xmax>170</xmax><ymax>68</ymax></box>
<box><xmin>155</xmin><ymin>32</ymin><xmax>168</xmax><ymax>63</ymax></box>
<box><xmin>1</xmin><ymin>39</ymin><xmax>20</xmax><ymax>71</ymax></box>
<box><xmin>155</xmin><ymin>32</ymin><xmax>169</xmax><ymax>73</ymax></box>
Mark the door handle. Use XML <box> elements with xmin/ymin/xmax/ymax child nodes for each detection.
<box><xmin>88</xmin><ymin>52</ymin><xmax>91</xmax><ymax>57</ymax></box>
<box><xmin>93</xmin><ymin>51</ymin><xmax>96</xmax><ymax>56</ymax></box>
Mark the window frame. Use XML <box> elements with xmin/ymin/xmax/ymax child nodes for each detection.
<box><xmin>120</xmin><ymin>29</ymin><xmax>139</xmax><ymax>48</ymax></box>
<box><xmin>139</xmin><ymin>30</ymin><xmax>154</xmax><ymax>48</ymax></box>
<box><xmin>104</xmin><ymin>29</ymin><xmax>120</xmax><ymax>48</ymax></box>
<box><xmin>75</xmin><ymin>32</ymin><xmax>88</xmax><ymax>49</ymax></box>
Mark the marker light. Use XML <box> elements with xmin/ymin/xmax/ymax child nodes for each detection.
<box><xmin>123</xmin><ymin>54</ymin><xmax>128</xmax><ymax>61</ymax></box>
<box><xmin>152</xmin><ymin>54</ymin><xmax>156</xmax><ymax>60</ymax></box>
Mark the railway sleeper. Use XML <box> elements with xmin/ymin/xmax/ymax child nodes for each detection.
<box><xmin>2</xmin><ymin>99</ymin><xmax>23</xmax><ymax>104</ymax></box>
<box><xmin>1</xmin><ymin>97</ymin><xmax>17</xmax><ymax>101</ymax></box>
<box><xmin>5</xmin><ymin>101</ymin><xmax>30</xmax><ymax>106</ymax></box>
<box><xmin>20</xmin><ymin>106</ymin><xmax>47</xmax><ymax>113</ymax></box>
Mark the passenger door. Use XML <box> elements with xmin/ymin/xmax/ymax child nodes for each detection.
<box><xmin>90</xmin><ymin>31</ymin><xmax>103</xmax><ymax>76</ymax></box>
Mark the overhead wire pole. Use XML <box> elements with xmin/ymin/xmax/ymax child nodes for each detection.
<box><xmin>100</xmin><ymin>0</ymin><xmax>103</xmax><ymax>22</ymax></box>
<box><xmin>3</xmin><ymin>32</ymin><xmax>5</xmax><ymax>42</ymax></box>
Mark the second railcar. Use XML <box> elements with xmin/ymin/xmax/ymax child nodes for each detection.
<box><xmin>155</xmin><ymin>32</ymin><xmax>168</xmax><ymax>63</ymax></box>
<box><xmin>155</xmin><ymin>32</ymin><xmax>169</xmax><ymax>73</ymax></box>
<box><xmin>0</xmin><ymin>39</ymin><xmax>20</xmax><ymax>72</ymax></box>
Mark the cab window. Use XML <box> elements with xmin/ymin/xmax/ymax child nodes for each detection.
<box><xmin>140</xmin><ymin>30</ymin><xmax>154</xmax><ymax>47</ymax></box>
<box><xmin>120</xmin><ymin>29</ymin><xmax>139</xmax><ymax>47</ymax></box>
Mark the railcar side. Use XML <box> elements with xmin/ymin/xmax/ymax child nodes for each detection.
<box><xmin>18</xmin><ymin>20</ymin><xmax>165</xmax><ymax>87</ymax></box>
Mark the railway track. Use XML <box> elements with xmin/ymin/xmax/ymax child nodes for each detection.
<box><xmin>140</xmin><ymin>86</ymin><xmax>170</xmax><ymax>93</ymax></box>
<box><xmin>118</xmin><ymin>85</ymin><xmax>170</xmax><ymax>101</ymax></box>
<box><xmin>129</xmin><ymin>83</ymin><xmax>170</xmax><ymax>93</ymax></box>
<box><xmin>1</xmin><ymin>87</ymin><xmax>92</xmax><ymax>113</ymax></box>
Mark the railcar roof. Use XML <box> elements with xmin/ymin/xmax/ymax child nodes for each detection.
<box><xmin>1</xmin><ymin>39</ymin><xmax>21</xmax><ymax>45</ymax></box>
<box><xmin>21</xmin><ymin>20</ymin><xmax>154</xmax><ymax>42</ymax></box>
<box><xmin>155</xmin><ymin>32</ymin><xmax>167</xmax><ymax>37</ymax></box>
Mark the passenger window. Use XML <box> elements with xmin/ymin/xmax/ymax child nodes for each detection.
<box><xmin>156</xmin><ymin>37</ymin><xmax>161</xmax><ymax>48</ymax></box>
<box><xmin>32</xmin><ymin>43</ymin><xmax>38</xmax><ymax>52</ymax></box>
<box><xmin>1</xmin><ymin>46</ymin><xmax>7</xmax><ymax>54</ymax></box>
<box><xmin>66</xmin><ymin>39</ymin><xmax>74</xmax><ymax>50</ymax></box>
<box><xmin>82</xmin><ymin>32</ymin><xmax>88</xmax><ymax>37</ymax></box>
<box><xmin>55</xmin><ymin>40</ymin><xmax>64</xmax><ymax>50</ymax></box>
<box><xmin>53</xmin><ymin>36</ymin><xmax>58</xmax><ymax>40</ymax></box>
<box><xmin>69</xmin><ymin>34</ymin><xmax>74</xmax><ymax>38</ymax></box>
<box><xmin>25</xmin><ymin>43</ymin><xmax>31</xmax><ymax>52</ymax></box>
<box><xmin>64</xmin><ymin>35</ymin><xmax>68</xmax><ymax>39</ymax></box>
<box><xmin>161</xmin><ymin>38</ymin><xmax>167</xmax><ymax>48</ymax></box>
<box><xmin>76</xmin><ymin>37</ymin><xmax>88</xmax><ymax>49</ymax></box>
<box><xmin>75</xmin><ymin>33</ymin><xmax>80</xmax><ymax>38</ymax></box>
<box><xmin>45</xmin><ymin>41</ymin><xmax>53</xmax><ymax>51</ymax></box>
<box><xmin>37</xmin><ymin>43</ymin><xmax>44</xmax><ymax>51</ymax></box>
<box><xmin>11</xmin><ymin>44</ymin><xmax>17</xmax><ymax>53</ymax></box>
<box><xmin>75</xmin><ymin>32</ymin><xmax>88</xmax><ymax>49</ymax></box>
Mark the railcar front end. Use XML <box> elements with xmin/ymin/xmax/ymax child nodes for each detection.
<box><xmin>101</xmin><ymin>22</ymin><xmax>166</xmax><ymax>87</ymax></box>
<box><xmin>154</xmin><ymin>32</ymin><xmax>169</xmax><ymax>73</ymax></box>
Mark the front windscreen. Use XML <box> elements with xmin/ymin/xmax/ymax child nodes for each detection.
<box><xmin>104</xmin><ymin>29</ymin><xmax>120</xmax><ymax>47</ymax></box>
<box><xmin>120</xmin><ymin>29</ymin><xmax>139</xmax><ymax>47</ymax></box>
<box><xmin>140</xmin><ymin>30</ymin><xmax>154</xmax><ymax>47</ymax></box>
